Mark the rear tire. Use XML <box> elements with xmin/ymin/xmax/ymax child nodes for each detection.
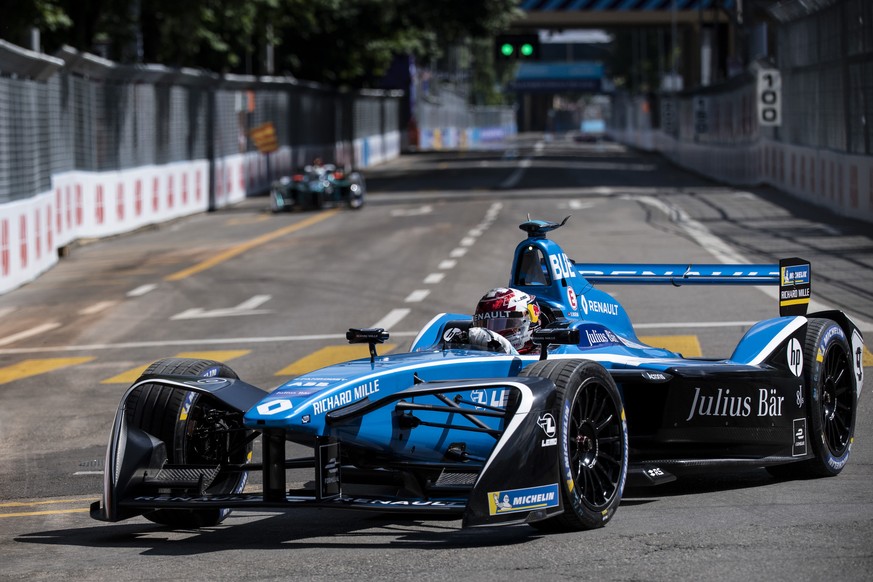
<box><xmin>125</xmin><ymin>358</ymin><xmax>252</xmax><ymax>527</ymax></box>
<box><xmin>521</xmin><ymin>359</ymin><xmax>628</xmax><ymax>531</ymax></box>
<box><xmin>347</xmin><ymin>174</ymin><xmax>365</xmax><ymax>209</ymax></box>
<box><xmin>768</xmin><ymin>318</ymin><xmax>856</xmax><ymax>479</ymax></box>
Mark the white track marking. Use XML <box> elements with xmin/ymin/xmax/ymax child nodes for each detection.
<box><xmin>499</xmin><ymin>158</ymin><xmax>532</xmax><ymax>189</ymax></box>
<box><xmin>438</xmin><ymin>260</ymin><xmax>457</xmax><ymax>270</ymax></box>
<box><xmin>171</xmin><ymin>295</ymin><xmax>272</xmax><ymax>320</ymax></box>
<box><xmin>634</xmin><ymin>320</ymin><xmax>758</xmax><ymax>329</ymax></box>
<box><xmin>127</xmin><ymin>284</ymin><xmax>157</xmax><ymax>297</ymax></box>
<box><xmin>0</xmin><ymin>331</ymin><xmax>420</xmax><ymax>354</ymax></box>
<box><xmin>566</xmin><ymin>200</ymin><xmax>596</xmax><ymax>210</ymax></box>
<box><xmin>370</xmin><ymin>308</ymin><xmax>410</xmax><ymax>330</ymax></box>
<box><xmin>424</xmin><ymin>273</ymin><xmax>445</xmax><ymax>284</ymax></box>
<box><xmin>4</xmin><ymin>318</ymin><xmax>865</xmax><ymax>356</ymax></box>
<box><xmin>449</xmin><ymin>248</ymin><xmax>467</xmax><ymax>258</ymax></box>
<box><xmin>390</xmin><ymin>205</ymin><xmax>433</xmax><ymax>217</ymax></box>
<box><xmin>235</xmin><ymin>295</ymin><xmax>272</xmax><ymax>310</ymax></box>
<box><xmin>405</xmin><ymin>290</ymin><xmax>431</xmax><ymax>303</ymax></box>
<box><xmin>632</xmin><ymin>195</ymin><xmax>873</xmax><ymax>330</ymax></box>
<box><xmin>79</xmin><ymin>301</ymin><xmax>117</xmax><ymax>315</ymax></box>
<box><xmin>0</xmin><ymin>322</ymin><xmax>62</xmax><ymax>346</ymax></box>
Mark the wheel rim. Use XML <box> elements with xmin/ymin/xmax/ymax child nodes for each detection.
<box><xmin>820</xmin><ymin>341</ymin><xmax>853</xmax><ymax>456</ymax></box>
<box><xmin>569</xmin><ymin>380</ymin><xmax>623</xmax><ymax>509</ymax></box>
<box><xmin>184</xmin><ymin>401</ymin><xmax>249</xmax><ymax>492</ymax></box>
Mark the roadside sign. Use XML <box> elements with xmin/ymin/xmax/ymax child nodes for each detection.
<box><xmin>250</xmin><ymin>122</ymin><xmax>278</xmax><ymax>153</ymax></box>
<box><xmin>758</xmin><ymin>69</ymin><xmax>782</xmax><ymax>127</ymax></box>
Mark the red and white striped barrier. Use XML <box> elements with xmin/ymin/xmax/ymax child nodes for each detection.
<box><xmin>0</xmin><ymin>160</ymin><xmax>209</xmax><ymax>294</ymax></box>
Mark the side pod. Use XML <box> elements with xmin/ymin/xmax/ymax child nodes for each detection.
<box><xmin>463</xmin><ymin>376</ymin><xmax>565</xmax><ymax>527</ymax></box>
<box><xmin>326</xmin><ymin>376</ymin><xmax>565</xmax><ymax>528</ymax></box>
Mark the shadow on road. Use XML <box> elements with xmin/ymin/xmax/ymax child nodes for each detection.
<box><xmin>14</xmin><ymin>509</ymin><xmax>544</xmax><ymax>556</ymax></box>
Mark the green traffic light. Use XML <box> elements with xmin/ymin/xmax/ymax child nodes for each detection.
<box><xmin>500</xmin><ymin>43</ymin><xmax>514</xmax><ymax>57</ymax></box>
<box><xmin>520</xmin><ymin>43</ymin><xmax>534</xmax><ymax>57</ymax></box>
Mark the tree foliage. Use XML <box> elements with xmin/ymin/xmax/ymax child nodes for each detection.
<box><xmin>1</xmin><ymin>0</ymin><xmax>521</xmax><ymax>87</ymax></box>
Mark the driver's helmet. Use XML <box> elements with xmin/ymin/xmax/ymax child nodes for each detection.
<box><xmin>472</xmin><ymin>287</ymin><xmax>541</xmax><ymax>353</ymax></box>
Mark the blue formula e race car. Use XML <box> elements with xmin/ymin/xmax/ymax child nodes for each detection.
<box><xmin>91</xmin><ymin>218</ymin><xmax>865</xmax><ymax>532</ymax></box>
<box><xmin>270</xmin><ymin>162</ymin><xmax>365</xmax><ymax>212</ymax></box>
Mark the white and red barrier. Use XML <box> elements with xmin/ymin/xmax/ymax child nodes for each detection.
<box><xmin>213</xmin><ymin>155</ymin><xmax>248</xmax><ymax>209</ymax></box>
<box><xmin>0</xmin><ymin>160</ymin><xmax>210</xmax><ymax>294</ymax></box>
<box><xmin>0</xmin><ymin>137</ymin><xmax>403</xmax><ymax>294</ymax></box>
<box><xmin>759</xmin><ymin>141</ymin><xmax>873</xmax><ymax>223</ymax></box>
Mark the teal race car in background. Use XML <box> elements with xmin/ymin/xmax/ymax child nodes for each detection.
<box><xmin>270</xmin><ymin>162</ymin><xmax>365</xmax><ymax>212</ymax></box>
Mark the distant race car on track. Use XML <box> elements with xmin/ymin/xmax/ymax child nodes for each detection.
<box><xmin>92</xmin><ymin>218</ymin><xmax>864</xmax><ymax>532</ymax></box>
<box><xmin>270</xmin><ymin>160</ymin><xmax>365</xmax><ymax>212</ymax></box>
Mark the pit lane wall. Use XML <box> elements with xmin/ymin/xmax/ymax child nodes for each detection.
<box><xmin>0</xmin><ymin>41</ymin><xmax>401</xmax><ymax>294</ymax></box>
<box><xmin>0</xmin><ymin>163</ymin><xmax>212</xmax><ymax>293</ymax></box>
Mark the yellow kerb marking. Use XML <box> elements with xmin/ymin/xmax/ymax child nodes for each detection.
<box><xmin>864</xmin><ymin>347</ymin><xmax>873</xmax><ymax>368</ymax></box>
<box><xmin>0</xmin><ymin>497</ymin><xmax>98</xmax><ymax>518</ymax></box>
<box><xmin>0</xmin><ymin>508</ymin><xmax>90</xmax><ymax>518</ymax></box>
<box><xmin>225</xmin><ymin>215</ymin><xmax>270</xmax><ymax>226</ymax></box>
<box><xmin>0</xmin><ymin>498</ymin><xmax>98</xmax><ymax>508</ymax></box>
<box><xmin>100</xmin><ymin>350</ymin><xmax>251</xmax><ymax>384</ymax></box>
<box><xmin>0</xmin><ymin>357</ymin><xmax>95</xmax><ymax>385</ymax></box>
<box><xmin>638</xmin><ymin>335</ymin><xmax>702</xmax><ymax>358</ymax></box>
<box><xmin>165</xmin><ymin>209</ymin><xmax>339</xmax><ymax>281</ymax></box>
<box><xmin>275</xmin><ymin>344</ymin><xmax>397</xmax><ymax>376</ymax></box>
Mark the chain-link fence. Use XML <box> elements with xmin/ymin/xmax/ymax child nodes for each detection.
<box><xmin>0</xmin><ymin>42</ymin><xmax>402</xmax><ymax>206</ymax></box>
<box><xmin>612</xmin><ymin>0</ymin><xmax>873</xmax><ymax>156</ymax></box>
<box><xmin>609</xmin><ymin>0</ymin><xmax>873</xmax><ymax>223</ymax></box>
<box><xmin>777</xmin><ymin>0</ymin><xmax>872</xmax><ymax>155</ymax></box>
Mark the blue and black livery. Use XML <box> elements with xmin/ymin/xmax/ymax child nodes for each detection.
<box><xmin>91</xmin><ymin>218</ymin><xmax>864</xmax><ymax>532</ymax></box>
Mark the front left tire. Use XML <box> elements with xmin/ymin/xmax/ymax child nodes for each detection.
<box><xmin>521</xmin><ymin>359</ymin><xmax>628</xmax><ymax>531</ymax></box>
<box><xmin>125</xmin><ymin>358</ymin><xmax>252</xmax><ymax>528</ymax></box>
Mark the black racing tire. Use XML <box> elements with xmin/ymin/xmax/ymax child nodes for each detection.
<box><xmin>347</xmin><ymin>174</ymin><xmax>365</xmax><ymax>210</ymax></box>
<box><xmin>769</xmin><ymin>318</ymin><xmax>856</xmax><ymax>479</ymax></box>
<box><xmin>269</xmin><ymin>191</ymin><xmax>283</xmax><ymax>213</ymax></box>
<box><xmin>520</xmin><ymin>359</ymin><xmax>628</xmax><ymax>531</ymax></box>
<box><xmin>125</xmin><ymin>358</ymin><xmax>252</xmax><ymax>528</ymax></box>
<box><xmin>347</xmin><ymin>193</ymin><xmax>364</xmax><ymax>210</ymax></box>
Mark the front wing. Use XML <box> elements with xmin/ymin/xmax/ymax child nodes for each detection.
<box><xmin>91</xmin><ymin>376</ymin><xmax>566</xmax><ymax>528</ymax></box>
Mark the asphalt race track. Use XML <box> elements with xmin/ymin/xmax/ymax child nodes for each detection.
<box><xmin>1</xmin><ymin>136</ymin><xmax>872</xmax><ymax>581</ymax></box>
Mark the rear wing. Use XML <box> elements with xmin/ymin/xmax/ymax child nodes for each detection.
<box><xmin>575</xmin><ymin>257</ymin><xmax>810</xmax><ymax>317</ymax></box>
